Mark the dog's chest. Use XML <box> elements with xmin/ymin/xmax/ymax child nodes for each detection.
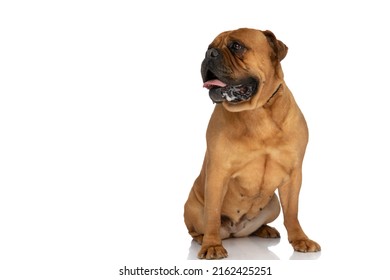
<box><xmin>222</xmin><ymin>153</ymin><xmax>289</xmax><ymax>221</ymax></box>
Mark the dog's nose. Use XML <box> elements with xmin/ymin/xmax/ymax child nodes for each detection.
<box><xmin>206</xmin><ymin>48</ymin><xmax>219</xmax><ymax>58</ymax></box>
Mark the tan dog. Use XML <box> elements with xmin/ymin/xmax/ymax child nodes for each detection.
<box><xmin>184</xmin><ymin>28</ymin><xmax>321</xmax><ymax>259</ymax></box>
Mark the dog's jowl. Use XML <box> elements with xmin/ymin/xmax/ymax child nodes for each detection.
<box><xmin>184</xmin><ymin>28</ymin><xmax>321</xmax><ymax>259</ymax></box>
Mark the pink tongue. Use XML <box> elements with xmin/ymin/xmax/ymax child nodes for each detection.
<box><xmin>203</xmin><ymin>79</ymin><xmax>227</xmax><ymax>89</ymax></box>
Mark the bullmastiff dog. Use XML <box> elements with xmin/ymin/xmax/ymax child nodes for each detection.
<box><xmin>184</xmin><ymin>28</ymin><xmax>321</xmax><ymax>259</ymax></box>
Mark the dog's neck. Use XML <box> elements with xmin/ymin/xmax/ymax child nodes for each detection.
<box><xmin>264</xmin><ymin>83</ymin><xmax>283</xmax><ymax>107</ymax></box>
<box><xmin>220</xmin><ymin>83</ymin><xmax>293</xmax><ymax>137</ymax></box>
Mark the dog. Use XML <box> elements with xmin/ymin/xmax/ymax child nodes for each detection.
<box><xmin>184</xmin><ymin>28</ymin><xmax>321</xmax><ymax>259</ymax></box>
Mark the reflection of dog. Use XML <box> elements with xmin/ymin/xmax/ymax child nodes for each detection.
<box><xmin>184</xmin><ymin>28</ymin><xmax>321</xmax><ymax>259</ymax></box>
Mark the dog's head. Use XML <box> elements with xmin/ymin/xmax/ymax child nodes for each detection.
<box><xmin>201</xmin><ymin>28</ymin><xmax>288</xmax><ymax>112</ymax></box>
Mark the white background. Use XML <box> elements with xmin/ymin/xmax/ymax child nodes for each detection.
<box><xmin>1</xmin><ymin>0</ymin><xmax>390</xmax><ymax>279</ymax></box>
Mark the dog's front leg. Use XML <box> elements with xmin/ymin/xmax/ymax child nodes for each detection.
<box><xmin>278</xmin><ymin>168</ymin><xmax>321</xmax><ymax>252</ymax></box>
<box><xmin>198</xmin><ymin>168</ymin><xmax>229</xmax><ymax>259</ymax></box>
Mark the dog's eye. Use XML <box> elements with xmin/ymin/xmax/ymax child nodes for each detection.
<box><xmin>229</xmin><ymin>41</ymin><xmax>245</xmax><ymax>55</ymax></box>
<box><xmin>231</xmin><ymin>42</ymin><xmax>242</xmax><ymax>51</ymax></box>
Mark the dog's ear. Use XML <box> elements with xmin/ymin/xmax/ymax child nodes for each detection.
<box><xmin>263</xmin><ymin>30</ymin><xmax>288</xmax><ymax>62</ymax></box>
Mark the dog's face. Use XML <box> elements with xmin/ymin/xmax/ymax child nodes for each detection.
<box><xmin>201</xmin><ymin>28</ymin><xmax>288</xmax><ymax>112</ymax></box>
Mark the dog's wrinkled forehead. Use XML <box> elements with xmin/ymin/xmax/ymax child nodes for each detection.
<box><xmin>209</xmin><ymin>28</ymin><xmax>267</xmax><ymax>49</ymax></box>
<box><xmin>208</xmin><ymin>28</ymin><xmax>288</xmax><ymax>64</ymax></box>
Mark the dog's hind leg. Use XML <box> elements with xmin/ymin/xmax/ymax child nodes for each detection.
<box><xmin>252</xmin><ymin>193</ymin><xmax>281</xmax><ymax>238</ymax></box>
<box><xmin>184</xmin><ymin>181</ymin><xmax>206</xmax><ymax>245</ymax></box>
<box><xmin>252</xmin><ymin>225</ymin><xmax>280</xmax><ymax>238</ymax></box>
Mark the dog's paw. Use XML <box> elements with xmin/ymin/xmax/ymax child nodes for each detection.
<box><xmin>290</xmin><ymin>239</ymin><xmax>321</xmax><ymax>252</ymax></box>
<box><xmin>198</xmin><ymin>244</ymin><xmax>228</xmax><ymax>259</ymax></box>
<box><xmin>253</xmin><ymin>225</ymin><xmax>280</xmax><ymax>238</ymax></box>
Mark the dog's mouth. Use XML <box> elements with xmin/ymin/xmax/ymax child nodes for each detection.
<box><xmin>203</xmin><ymin>72</ymin><xmax>258</xmax><ymax>104</ymax></box>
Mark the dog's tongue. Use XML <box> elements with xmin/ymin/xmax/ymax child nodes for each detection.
<box><xmin>203</xmin><ymin>79</ymin><xmax>227</xmax><ymax>89</ymax></box>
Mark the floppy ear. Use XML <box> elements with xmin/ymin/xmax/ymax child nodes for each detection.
<box><xmin>263</xmin><ymin>30</ymin><xmax>288</xmax><ymax>62</ymax></box>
